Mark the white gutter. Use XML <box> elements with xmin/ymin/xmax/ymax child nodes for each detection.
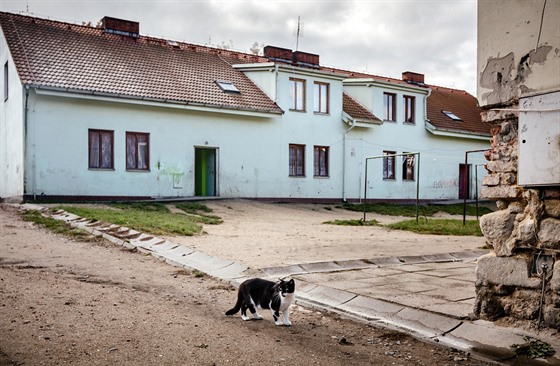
<box><xmin>425</xmin><ymin>121</ymin><xmax>491</xmax><ymax>141</ymax></box>
<box><xmin>33</xmin><ymin>86</ymin><xmax>283</xmax><ymax>118</ymax></box>
<box><xmin>234</xmin><ymin>63</ymin><xmax>348</xmax><ymax>81</ymax></box>
<box><xmin>344</xmin><ymin>78</ymin><xmax>430</xmax><ymax>94</ymax></box>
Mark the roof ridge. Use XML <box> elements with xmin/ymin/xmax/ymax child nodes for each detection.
<box><xmin>0</xmin><ymin>11</ymin><xmax>267</xmax><ymax>63</ymax></box>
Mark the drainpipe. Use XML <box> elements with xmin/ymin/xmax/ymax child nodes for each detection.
<box><xmin>342</xmin><ymin>117</ymin><xmax>356</xmax><ymax>201</ymax></box>
<box><xmin>23</xmin><ymin>85</ymin><xmax>35</xmax><ymax>201</ymax></box>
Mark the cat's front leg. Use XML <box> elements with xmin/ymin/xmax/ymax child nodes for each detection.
<box><xmin>281</xmin><ymin>310</ymin><xmax>292</xmax><ymax>326</ymax></box>
<box><xmin>272</xmin><ymin>310</ymin><xmax>284</xmax><ymax>326</ymax></box>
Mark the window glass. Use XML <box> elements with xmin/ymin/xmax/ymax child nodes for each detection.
<box><xmin>404</xmin><ymin>95</ymin><xmax>415</xmax><ymax>123</ymax></box>
<box><xmin>290</xmin><ymin>78</ymin><xmax>306</xmax><ymax>111</ymax></box>
<box><xmin>384</xmin><ymin>93</ymin><xmax>396</xmax><ymax>121</ymax></box>
<box><xmin>402</xmin><ymin>153</ymin><xmax>415</xmax><ymax>180</ymax></box>
<box><xmin>313</xmin><ymin>82</ymin><xmax>329</xmax><ymax>114</ymax></box>
<box><xmin>314</xmin><ymin>146</ymin><xmax>329</xmax><ymax>177</ymax></box>
<box><xmin>88</xmin><ymin>129</ymin><xmax>113</xmax><ymax>169</ymax></box>
<box><xmin>4</xmin><ymin>62</ymin><xmax>8</xmax><ymax>101</ymax></box>
<box><xmin>383</xmin><ymin>151</ymin><xmax>396</xmax><ymax>179</ymax></box>
<box><xmin>289</xmin><ymin>144</ymin><xmax>305</xmax><ymax>176</ymax></box>
<box><xmin>126</xmin><ymin>132</ymin><xmax>150</xmax><ymax>170</ymax></box>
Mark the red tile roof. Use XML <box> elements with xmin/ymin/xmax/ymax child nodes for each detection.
<box><xmin>0</xmin><ymin>12</ymin><xmax>489</xmax><ymax>136</ymax></box>
<box><xmin>325</xmin><ymin>67</ymin><xmax>490</xmax><ymax>136</ymax></box>
<box><xmin>0</xmin><ymin>12</ymin><xmax>282</xmax><ymax>115</ymax></box>
<box><xmin>427</xmin><ymin>86</ymin><xmax>490</xmax><ymax>136</ymax></box>
<box><xmin>342</xmin><ymin>92</ymin><xmax>381</xmax><ymax>123</ymax></box>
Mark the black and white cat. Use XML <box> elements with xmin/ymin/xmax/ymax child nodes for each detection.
<box><xmin>225</xmin><ymin>278</ymin><xmax>295</xmax><ymax>326</ymax></box>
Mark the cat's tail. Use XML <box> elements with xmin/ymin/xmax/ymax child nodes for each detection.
<box><xmin>225</xmin><ymin>294</ymin><xmax>242</xmax><ymax>316</ymax></box>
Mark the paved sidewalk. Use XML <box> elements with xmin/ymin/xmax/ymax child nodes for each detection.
<box><xmin>25</xmin><ymin>204</ymin><xmax>560</xmax><ymax>365</ymax></box>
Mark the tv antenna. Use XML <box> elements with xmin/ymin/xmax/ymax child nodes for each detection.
<box><xmin>294</xmin><ymin>16</ymin><xmax>304</xmax><ymax>51</ymax></box>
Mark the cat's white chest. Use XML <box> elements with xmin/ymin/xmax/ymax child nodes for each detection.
<box><xmin>279</xmin><ymin>292</ymin><xmax>295</xmax><ymax>311</ymax></box>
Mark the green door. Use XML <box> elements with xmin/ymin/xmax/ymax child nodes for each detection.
<box><xmin>195</xmin><ymin>148</ymin><xmax>216</xmax><ymax>196</ymax></box>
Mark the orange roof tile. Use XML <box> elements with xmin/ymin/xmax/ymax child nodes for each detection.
<box><xmin>427</xmin><ymin>86</ymin><xmax>490</xmax><ymax>136</ymax></box>
<box><xmin>342</xmin><ymin>92</ymin><xmax>381</xmax><ymax>123</ymax></box>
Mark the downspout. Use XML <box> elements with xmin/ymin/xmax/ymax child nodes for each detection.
<box><xmin>23</xmin><ymin>85</ymin><xmax>35</xmax><ymax>201</ymax></box>
<box><xmin>342</xmin><ymin>117</ymin><xmax>356</xmax><ymax>201</ymax></box>
<box><xmin>273</xmin><ymin>64</ymin><xmax>279</xmax><ymax>104</ymax></box>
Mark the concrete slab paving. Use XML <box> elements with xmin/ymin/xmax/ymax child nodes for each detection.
<box><xmin>300</xmin><ymin>261</ymin><xmax>343</xmax><ymax>273</ymax></box>
<box><xmin>260</xmin><ymin>264</ymin><xmax>306</xmax><ymax>277</ymax></box>
<box><xmin>299</xmin><ymin>285</ymin><xmax>357</xmax><ymax>307</ymax></box>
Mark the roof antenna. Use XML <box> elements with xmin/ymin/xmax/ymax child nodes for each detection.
<box><xmin>294</xmin><ymin>15</ymin><xmax>303</xmax><ymax>51</ymax></box>
<box><xmin>26</xmin><ymin>0</ymin><xmax>29</xmax><ymax>12</ymax></box>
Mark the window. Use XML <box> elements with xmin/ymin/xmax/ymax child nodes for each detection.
<box><xmin>289</xmin><ymin>144</ymin><xmax>305</xmax><ymax>177</ymax></box>
<box><xmin>383</xmin><ymin>151</ymin><xmax>396</xmax><ymax>180</ymax></box>
<box><xmin>313</xmin><ymin>82</ymin><xmax>329</xmax><ymax>114</ymax></box>
<box><xmin>4</xmin><ymin>61</ymin><xmax>8</xmax><ymax>101</ymax></box>
<box><xmin>442</xmin><ymin>110</ymin><xmax>462</xmax><ymax>121</ymax></box>
<box><xmin>126</xmin><ymin>132</ymin><xmax>150</xmax><ymax>170</ymax></box>
<box><xmin>383</xmin><ymin>92</ymin><xmax>396</xmax><ymax>121</ymax></box>
<box><xmin>215</xmin><ymin>80</ymin><xmax>240</xmax><ymax>93</ymax></box>
<box><xmin>313</xmin><ymin>145</ymin><xmax>329</xmax><ymax>177</ymax></box>
<box><xmin>402</xmin><ymin>153</ymin><xmax>415</xmax><ymax>181</ymax></box>
<box><xmin>88</xmin><ymin>129</ymin><xmax>114</xmax><ymax>169</ymax></box>
<box><xmin>404</xmin><ymin>95</ymin><xmax>415</xmax><ymax>123</ymax></box>
<box><xmin>289</xmin><ymin>78</ymin><xmax>306</xmax><ymax>111</ymax></box>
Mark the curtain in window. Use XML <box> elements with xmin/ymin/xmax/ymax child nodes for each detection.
<box><xmin>89</xmin><ymin>131</ymin><xmax>100</xmax><ymax>168</ymax></box>
<box><xmin>289</xmin><ymin>145</ymin><xmax>304</xmax><ymax>176</ymax></box>
<box><xmin>126</xmin><ymin>134</ymin><xmax>137</xmax><ymax>169</ymax></box>
<box><xmin>100</xmin><ymin>132</ymin><xmax>112</xmax><ymax>168</ymax></box>
<box><xmin>314</xmin><ymin>146</ymin><xmax>328</xmax><ymax>176</ymax></box>
<box><xmin>383</xmin><ymin>151</ymin><xmax>395</xmax><ymax>179</ymax></box>
<box><xmin>137</xmin><ymin>135</ymin><xmax>148</xmax><ymax>170</ymax></box>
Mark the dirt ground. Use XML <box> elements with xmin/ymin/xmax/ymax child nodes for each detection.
<box><xmin>169</xmin><ymin>199</ymin><xmax>488</xmax><ymax>269</ymax></box>
<box><xmin>0</xmin><ymin>202</ymin><xmax>494</xmax><ymax>366</ymax></box>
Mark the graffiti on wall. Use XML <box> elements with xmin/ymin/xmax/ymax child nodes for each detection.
<box><xmin>432</xmin><ymin>179</ymin><xmax>458</xmax><ymax>189</ymax></box>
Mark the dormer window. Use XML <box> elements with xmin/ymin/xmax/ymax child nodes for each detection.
<box><xmin>216</xmin><ymin>80</ymin><xmax>240</xmax><ymax>93</ymax></box>
<box><xmin>442</xmin><ymin>110</ymin><xmax>462</xmax><ymax>121</ymax></box>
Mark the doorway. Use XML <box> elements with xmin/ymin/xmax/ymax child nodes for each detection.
<box><xmin>194</xmin><ymin>147</ymin><xmax>217</xmax><ymax>197</ymax></box>
<box><xmin>459</xmin><ymin>163</ymin><xmax>471</xmax><ymax>199</ymax></box>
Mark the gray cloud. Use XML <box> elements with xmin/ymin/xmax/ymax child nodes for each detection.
<box><xmin>0</xmin><ymin>0</ymin><xmax>477</xmax><ymax>94</ymax></box>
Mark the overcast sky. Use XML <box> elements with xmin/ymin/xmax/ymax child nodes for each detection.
<box><xmin>0</xmin><ymin>0</ymin><xmax>478</xmax><ymax>94</ymax></box>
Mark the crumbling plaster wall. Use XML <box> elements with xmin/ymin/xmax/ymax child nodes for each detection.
<box><xmin>475</xmin><ymin>0</ymin><xmax>560</xmax><ymax>329</ymax></box>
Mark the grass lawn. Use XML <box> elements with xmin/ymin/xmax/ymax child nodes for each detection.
<box><xmin>56</xmin><ymin>202</ymin><xmax>221</xmax><ymax>236</ymax></box>
<box><xmin>339</xmin><ymin>202</ymin><xmax>493</xmax><ymax>217</ymax></box>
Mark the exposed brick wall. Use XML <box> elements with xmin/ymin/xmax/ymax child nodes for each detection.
<box><xmin>475</xmin><ymin>105</ymin><xmax>560</xmax><ymax>329</ymax></box>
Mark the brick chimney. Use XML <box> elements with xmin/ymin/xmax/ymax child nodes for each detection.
<box><xmin>293</xmin><ymin>51</ymin><xmax>319</xmax><ymax>67</ymax></box>
<box><xmin>264</xmin><ymin>45</ymin><xmax>320</xmax><ymax>68</ymax></box>
<box><xmin>402</xmin><ymin>71</ymin><xmax>425</xmax><ymax>85</ymax></box>
<box><xmin>102</xmin><ymin>16</ymin><xmax>139</xmax><ymax>38</ymax></box>
<box><xmin>264</xmin><ymin>46</ymin><xmax>293</xmax><ymax>62</ymax></box>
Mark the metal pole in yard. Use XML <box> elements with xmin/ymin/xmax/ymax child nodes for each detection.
<box><xmin>416</xmin><ymin>152</ymin><xmax>420</xmax><ymax>223</ymax></box>
<box><xmin>363</xmin><ymin>158</ymin><xmax>368</xmax><ymax>222</ymax></box>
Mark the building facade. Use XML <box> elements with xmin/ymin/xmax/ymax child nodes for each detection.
<box><xmin>0</xmin><ymin>12</ymin><xmax>490</xmax><ymax>203</ymax></box>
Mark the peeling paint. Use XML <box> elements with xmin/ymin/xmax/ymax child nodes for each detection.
<box><xmin>480</xmin><ymin>46</ymin><xmax>553</xmax><ymax>105</ymax></box>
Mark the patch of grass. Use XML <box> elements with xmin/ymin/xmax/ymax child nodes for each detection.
<box><xmin>323</xmin><ymin>219</ymin><xmax>379</xmax><ymax>226</ymax></box>
<box><xmin>192</xmin><ymin>270</ymin><xmax>205</xmax><ymax>278</ymax></box>
<box><xmin>20</xmin><ymin>210</ymin><xmax>99</xmax><ymax>242</ymax></box>
<box><xmin>386</xmin><ymin>218</ymin><xmax>483</xmax><ymax>236</ymax></box>
<box><xmin>111</xmin><ymin>202</ymin><xmax>170</xmax><ymax>213</ymax></box>
<box><xmin>175</xmin><ymin>203</ymin><xmax>223</xmax><ymax>225</ymax></box>
<box><xmin>57</xmin><ymin>205</ymin><xmax>205</xmax><ymax>236</ymax></box>
<box><xmin>341</xmin><ymin>202</ymin><xmax>493</xmax><ymax>217</ymax></box>
<box><xmin>511</xmin><ymin>337</ymin><xmax>555</xmax><ymax>359</ymax></box>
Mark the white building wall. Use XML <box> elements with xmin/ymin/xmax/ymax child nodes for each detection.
<box><xmin>21</xmin><ymin>62</ymin><xmax>488</xmax><ymax>202</ymax></box>
<box><xmin>25</xmin><ymin>80</ymin><xmax>347</xmax><ymax>200</ymax></box>
<box><xmin>344</xmin><ymin>84</ymin><xmax>488</xmax><ymax>201</ymax></box>
<box><xmin>0</xmin><ymin>29</ymin><xmax>24</xmax><ymax>202</ymax></box>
